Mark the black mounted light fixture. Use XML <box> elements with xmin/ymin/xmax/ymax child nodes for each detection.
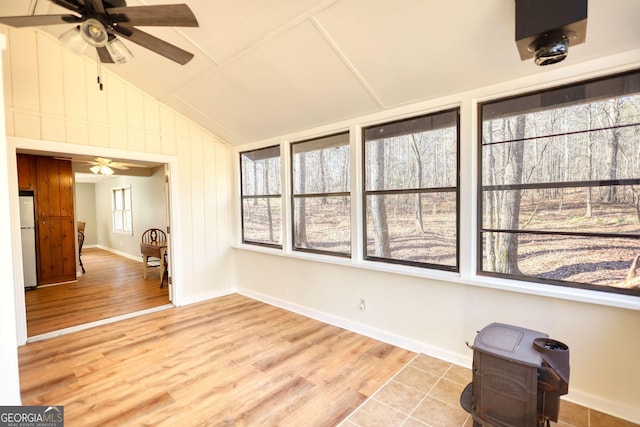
<box><xmin>515</xmin><ymin>0</ymin><xmax>588</xmax><ymax>66</ymax></box>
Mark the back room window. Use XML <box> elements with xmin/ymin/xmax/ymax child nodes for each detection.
<box><xmin>112</xmin><ymin>185</ymin><xmax>132</xmax><ymax>234</ymax></box>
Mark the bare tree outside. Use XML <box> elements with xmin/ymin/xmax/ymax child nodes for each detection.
<box><xmin>292</xmin><ymin>133</ymin><xmax>351</xmax><ymax>255</ymax></box>
<box><xmin>240</xmin><ymin>146</ymin><xmax>282</xmax><ymax>246</ymax></box>
<box><xmin>364</xmin><ymin>109</ymin><xmax>459</xmax><ymax>270</ymax></box>
<box><xmin>480</xmin><ymin>71</ymin><xmax>640</xmax><ymax>293</ymax></box>
<box><xmin>410</xmin><ymin>134</ymin><xmax>425</xmax><ymax>233</ymax></box>
<box><xmin>241</xmin><ymin>72</ymin><xmax>639</xmax><ymax>295</ymax></box>
<box><xmin>293</xmin><ymin>151</ymin><xmax>309</xmax><ymax>248</ymax></box>
<box><xmin>369</xmin><ymin>140</ymin><xmax>391</xmax><ymax>257</ymax></box>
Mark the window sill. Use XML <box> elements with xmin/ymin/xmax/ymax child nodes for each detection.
<box><xmin>232</xmin><ymin>243</ymin><xmax>640</xmax><ymax>311</ymax></box>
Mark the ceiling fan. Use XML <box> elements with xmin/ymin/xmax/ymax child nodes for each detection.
<box><xmin>0</xmin><ymin>0</ymin><xmax>199</xmax><ymax>65</ymax></box>
<box><xmin>54</xmin><ymin>157</ymin><xmax>149</xmax><ymax>175</ymax></box>
<box><xmin>85</xmin><ymin>157</ymin><xmax>148</xmax><ymax>174</ymax></box>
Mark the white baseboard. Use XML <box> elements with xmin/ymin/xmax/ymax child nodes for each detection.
<box><xmin>238</xmin><ymin>287</ymin><xmax>424</xmax><ymax>353</ymax></box>
<box><xmin>562</xmin><ymin>391</ymin><xmax>640</xmax><ymax>425</ymax></box>
<box><xmin>176</xmin><ymin>288</ymin><xmax>236</xmax><ymax>306</ymax></box>
<box><xmin>95</xmin><ymin>245</ymin><xmax>142</xmax><ymax>262</ymax></box>
<box><xmin>236</xmin><ymin>287</ymin><xmax>639</xmax><ymax>424</ymax></box>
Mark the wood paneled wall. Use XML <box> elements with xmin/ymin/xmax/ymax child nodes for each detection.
<box><xmin>18</xmin><ymin>154</ymin><xmax>76</xmax><ymax>285</ymax></box>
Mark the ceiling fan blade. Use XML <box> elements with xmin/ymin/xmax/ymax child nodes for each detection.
<box><xmin>87</xmin><ymin>0</ymin><xmax>106</xmax><ymax>14</ymax></box>
<box><xmin>50</xmin><ymin>0</ymin><xmax>84</xmax><ymax>14</ymax></box>
<box><xmin>113</xmin><ymin>26</ymin><xmax>194</xmax><ymax>65</ymax></box>
<box><xmin>0</xmin><ymin>14</ymin><xmax>80</xmax><ymax>27</ymax></box>
<box><xmin>108</xmin><ymin>164</ymin><xmax>130</xmax><ymax>170</ymax></box>
<box><xmin>96</xmin><ymin>46</ymin><xmax>115</xmax><ymax>63</ymax></box>
<box><xmin>107</xmin><ymin>4</ymin><xmax>199</xmax><ymax>27</ymax></box>
<box><xmin>110</xmin><ymin>161</ymin><xmax>149</xmax><ymax>168</ymax></box>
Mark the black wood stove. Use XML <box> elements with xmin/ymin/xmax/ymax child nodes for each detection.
<box><xmin>460</xmin><ymin>323</ymin><xmax>569</xmax><ymax>427</ymax></box>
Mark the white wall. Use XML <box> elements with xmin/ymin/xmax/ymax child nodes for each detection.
<box><xmin>93</xmin><ymin>167</ymin><xmax>167</xmax><ymax>257</ymax></box>
<box><xmin>74</xmin><ymin>182</ymin><xmax>97</xmax><ymax>246</ymax></box>
<box><xmin>1</xmin><ymin>24</ymin><xmax>235</xmax><ymax>362</ymax></box>
<box><xmin>234</xmin><ymin>51</ymin><xmax>640</xmax><ymax>423</ymax></box>
<box><xmin>0</xmin><ymin>34</ymin><xmax>21</xmax><ymax>405</ymax></box>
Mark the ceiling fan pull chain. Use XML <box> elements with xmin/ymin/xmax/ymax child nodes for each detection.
<box><xmin>96</xmin><ymin>54</ymin><xmax>104</xmax><ymax>91</ymax></box>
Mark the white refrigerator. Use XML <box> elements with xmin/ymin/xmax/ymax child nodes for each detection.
<box><xmin>19</xmin><ymin>194</ymin><xmax>38</xmax><ymax>289</ymax></box>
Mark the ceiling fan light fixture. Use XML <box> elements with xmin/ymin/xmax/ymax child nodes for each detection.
<box><xmin>59</xmin><ymin>26</ymin><xmax>88</xmax><ymax>55</ymax></box>
<box><xmin>90</xmin><ymin>165</ymin><xmax>114</xmax><ymax>175</ymax></box>
<box><xmin>106</xmin><ymin>37</ymin><xmax>133</xmax><ymax>64</ymax></box>
<box><xmin>80</xmin><ymin>18</ymin><xmax>109</xmax><ymax>47</ymax></box>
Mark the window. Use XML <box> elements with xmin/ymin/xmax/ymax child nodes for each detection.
<box><xmin>240</xmin><ymin>146</ymin><xmax>282</xmax><ymax>247</ymax></box>
<box><xmin>363</xmin><ymin>109</ymin><xmax>460</xmax><ymax>270</ymax></box>
<box><xmin>479</xmin><ymin>70</ymin><xmax>640</xmax><ymax>295</ymax></box>
<box><xmin>291</xmin><ymin>132</ymin><xmax>350</xmax><ymax>256</ymax></box>
<box><xmin>112</xmin><ymin>186</ymin><xmax>132</xmax><ymax>234</ymax></box>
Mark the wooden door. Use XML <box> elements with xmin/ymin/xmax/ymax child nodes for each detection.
<box><xmin>36</xmin><ymin>156</ymin><xmax>72</xmax><ymax>218</ymax></box>
<box><xmin>26</xmin><ymin>156</ymin><xmax>77</xmax><ymax>285</ymax></box>
<box><xmin>16</xmin><ymin>154</ymin><xmax>36</xmax><ymax>191</ymax></box>
<box><xmin>36</xmin><ymin>217</ymin><xmax>76</xmax><ymax>284</ymax></box>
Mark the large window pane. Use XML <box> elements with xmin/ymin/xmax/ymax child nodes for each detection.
<box><xmin>293</xmin><ymin>197</ymin><xmax>350</xmax><ymax>254</ymax></box>
<box><xmin>292</xmin><ymin>134</ymin><xmax>350</xmax><ymax>195</ymax></box>
<box><xmin>482</xmin><ymin>115</ymin><xmax>640</xmax><ymax>186</ymax></box>
<box><xmin>482</xmin><ymin>233</ymin><xmax>639</xmax><ymax>290</ymax></box>
<box><xmin>240</xmin><ymin>146</ymin><xmax>282</xmax><ymax>247</ymax></box>
<box><xmin>292</xmin><ymin>132</ymin><xmax>350</xmax><ymax>256</ymax></box>
<box><xmin>363</xmin><ymin>109</ymin><xmax>459</xmax><ymax>271</ymax></box>
<box><xmin>242</xmin><ymin>198</ymin><xmax>281</xmax><ymax>246</ymax></box>
<box><xmin>365</xmin><ymin>192</ymin><xmax>457</xmax><ymax>267</ymax></box>
<box><xmin>482</xmin><ymin>186</ymin><xmax>640</xmax><ymax>234</ymax></box>
<box><xmin>480</xmin><ymin>70</ymin><xmax>640</xmax><ymax>296</ymax></box>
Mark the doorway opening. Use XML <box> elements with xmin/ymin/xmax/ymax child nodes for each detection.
<box><xmin>11</xmin><ymin>143</ymin><xmax>178</xmax><ymax>343</ymax></box>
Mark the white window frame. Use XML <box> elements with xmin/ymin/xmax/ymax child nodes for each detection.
<box><xmin>232</xmin><ymin>60</ymin><xmax>640</xmax><ymax>311</ymax></box>
<box><xmin>112</xmin><ymin>185</ymin><xmax>132</xmax><ymax>235</ymax></box>
<box><xmin>240</xmin><ymin>145</ymin><xmax>283</xmax><ymax>247</ymax></box>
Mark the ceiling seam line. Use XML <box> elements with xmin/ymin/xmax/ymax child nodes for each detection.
<box><xmin>310</xmin><ymin>16</ymin><xmax>385</xmax><ymax>109</ymax></box>
<box><xmin>206</xmin><ymin>0</ymin><xmax>343</xmax><ymax>74</ymax></box>
<box><xmin>159</xmin><ymin>0</ymin><xmax>343</xmax><ymax>97</ymax></box>
<box><xmin>166</xmin><ymin>96</ymin><xmax>234</xmax><ymax>145</ymax></box>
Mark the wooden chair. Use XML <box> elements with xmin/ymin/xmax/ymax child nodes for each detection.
<box><xmin>160</xmin><ymin>251</ymin><xmax>169</xmax><ymax>289</ymax></box>
<box><xmin>77</xmin><ymin>221</ymin><xmax>86</xmax><ymax>233</ymax></box>
<box><xmin>140</xmin><ymin>228</ymin><xmax>167</xmax><ymax>283</ymax></box>
<box><xmin>78</xmin><ymin>230</ymin><xmax>85</xmax><ymax>273</ymax></box>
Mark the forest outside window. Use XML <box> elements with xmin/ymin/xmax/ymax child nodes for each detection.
<box><xmin>112</xmin><ymin>186</ymin><xmax>132</xmax><ymax>234</ymax></box>
<box><xmin>240</xmin><ymin>146</ymin><xmax>282</xmax><ymax>247</ymax></box>
<box><xmin>479</xmin><ymin>70</ymin><xmax>640</xmax><ymax>296</ymax></box>
<box><xmin>363</xmin><ymin>109</ymin><xmax>460</xmax><ymax>270</ymax></box>
<box><xmin>291</xmin><ymin>132</ymin><xmax>351</xmax><ymax>256</ymax></box>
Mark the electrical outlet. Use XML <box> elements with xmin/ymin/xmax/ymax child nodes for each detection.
<box><xmin>359</xmin><ymin>298</ymin><xmax>366</xmax><ymax>311</ymax></box>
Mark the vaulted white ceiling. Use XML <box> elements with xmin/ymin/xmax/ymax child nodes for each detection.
<box><xmin>1</xmin><ymin>0</ymin><xmax>639</xmax><ymax>146</ymax></box>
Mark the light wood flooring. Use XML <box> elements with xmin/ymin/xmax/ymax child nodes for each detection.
<box><xmin>25</xmin><ymin>247</ymin><xmax>170</xmax><ymax>337</ymax></box>
<box><xmin>19</xmin><ymin>294</ymin><xmax>415</xmax><ymax>426</ymax></box>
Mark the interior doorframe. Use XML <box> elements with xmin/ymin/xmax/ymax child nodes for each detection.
<box><xmin>7</xmin><ymin>136</ymin><xmax>182</xmax><ymax>345</ymax></box>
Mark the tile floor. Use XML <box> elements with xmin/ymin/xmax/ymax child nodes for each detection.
<box><xmin>340</xmin><ymin>354</ymin><xmax>640</xmax><ymax>427</ymax></box>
